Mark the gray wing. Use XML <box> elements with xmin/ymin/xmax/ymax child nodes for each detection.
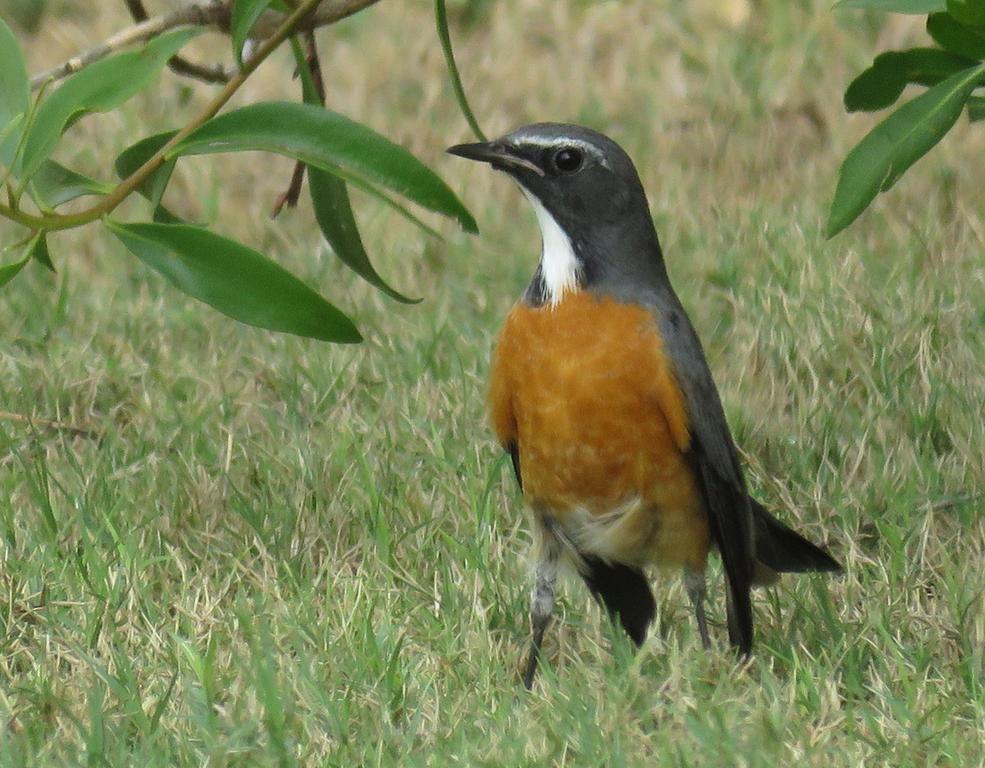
<box><xmin>654</xmin><ymin>292</ymin><xmax>755</xmax><ymax>653</ymax></box>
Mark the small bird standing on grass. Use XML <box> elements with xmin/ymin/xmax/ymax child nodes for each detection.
<box><xmin>449</xmin><ymin>124</ymin><xmax>841</xmax><ymax>689</ymax></box>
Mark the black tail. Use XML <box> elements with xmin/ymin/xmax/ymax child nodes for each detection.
<box><xmin>579</xmin><ymin>556</ymin><xmax>656</xmax><ymax>646</ymax></box>
<box><xmin>750</xmin><ymin>498</ymin><xmax>842</xmax><ymax>574</ymax></box>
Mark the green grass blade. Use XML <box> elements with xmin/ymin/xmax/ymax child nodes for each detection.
<box><xmin>105</xmin><ymin>220</ymin><xmax>362</xmax><ymax>343</ymax></box>
<box><xmin>434</xmin><ymin>0</ymin><xmax>488</xmax><ymax>141</ymax></box>
<box><xmin>148</xmin><ymin>668</ymin><xmax>178</xmax><ymax>735</ymax></box>
<box><xmin>828</xmin><ymin>63</ymin><xmax>985</xmax><ymax>237</ymax></box>
<box><xmin>169</xmin><ymin>101</ymin><xmax>478</xmax><ymax>233</ymax></box>
<box><xmin>243</xmin><ymin>613</ymin><xmax>295</xmax><ymax>766</ymax></box>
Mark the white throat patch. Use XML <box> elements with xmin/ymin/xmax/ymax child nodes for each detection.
<box><xmin>522</xmin><ymin>190</ymin><xmax>580</xmax><ymax>307</ymax></box>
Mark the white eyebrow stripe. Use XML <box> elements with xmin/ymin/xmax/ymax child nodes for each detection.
<box><xmin>507</xmin><ymin>137</ymin><xmax>610</xmax><ymax>168</ymax></box>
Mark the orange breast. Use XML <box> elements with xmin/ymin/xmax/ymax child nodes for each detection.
<box><xmin>489</xmin><ymin>291</ymin><xmax>710</xmax><ymax>569</ymax></box>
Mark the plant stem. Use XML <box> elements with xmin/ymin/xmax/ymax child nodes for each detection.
<box><xmin>31</xmin><ymin>3</ymin><xmax>228</xmax><ymax>90</ymax></box>
<box><xmin>31</xmin><ymin>0</ymin><xmax>383</xmax><ymax>90</ymax></box>
<box><xmin>4</xmin><ymin>0</ymin><xmax>326</xmax><ymax>234</ymax></box>
<box><xmin>434</xmin><ymin>0</ymin><xmax>486</xmax><ymax>142</ymax></box>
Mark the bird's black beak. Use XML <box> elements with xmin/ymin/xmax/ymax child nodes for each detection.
<box><xmin>447</xmin><ymin>141</ymin><xmax>545</xmax><ymax>177</ymax></box>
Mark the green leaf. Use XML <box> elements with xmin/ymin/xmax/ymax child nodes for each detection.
<box><xmin>30</xmin><ymin>160</ymin><xmax>113</xmax><ymax>208</ymax></box>
<box><xmin>434</xmin><ymin>0</ymin><xmax>487</xmax><ymax>141</ymax></box>
<box><xmin>30</xmin><ymin>232</ymin><xmax>54</xmax><ymax>272</ymax></box>
<box><xmin>834</xmin><ymin>0</ymin><xmax>945</xmax><ymax>11</ymax></box>
<box><xmin>0</xmin><ymin>111</ymin><xmax>23</xmax><ymax>151</ymax></box>
<box><xmin>170</xmin><ymin>102</ymin><xmax>478</xmax><ymax>234</ymax></box>
<box><xmin>828</xmin><ymin>64</ymin><xmax>985</xmax><ymax>237</ymax></box>
<box><xmin>928</xmin><ymin>12</ymin><xmax>985</xmax><ymax>58</ymax></box>
<box><xmin>105</xmin><ymin>220</ymin><xmax>361</xmax><ymax>343</ymax></box>
<box><xmin>844</xmin><ymin>49</ymin><xmax>977</xmax><ymax>112</ymax></box>
<box><xmin>290</xmin><ymin>35</ymin><xmax>319</xmax><ymax>103</ymax></box>
<box><xmin>967</xmin><ymin>94</ymin><xmax>985</xmax><ymax>119</ymax></box>
<box><xmin>231</xmin><ymin>0</ymin><xmax>273</xmax><ymax>67</ymax></box>
<box><xmin>151</xmin><ymin>204</ymin><xmax>184</xmax><ymax>225</ymax></box>
<box><xmin>19</xmin><ymin>28</ymin><xmax>201</xmax><ymax>179</ymax></box>
<box><xmin>0</xmin><ymin>17</ymin><xmax>30</xmax><ymax>165</ymax></box>
<box><xmin>946</xmin><ymin>0</ymin><xmax>985</xmax><ymax>26</ymax></box>
<box><xmin>0</xmin><ymin>17</ymin><xmax>29</xmax><ymax>130</ymax></box>
<box><xmin>286</xmin><ymin>37</ymin><xmax>418</xmax><ymax>304</ymax></box>
<box><xmin>308</xmin><ymin>167</ymin><xmax>419</xmax><ymax>304</ymax></box>
<box><xmin>0</xmin><ymin>233</ymin><xmax>41</xmax><ymax>288</ymax></box>
<box><xmin>0</xmin><ymin>253</ymin><xmax>30</xmax><ymax>287</ymax></box>
<box><xmin>115</xmin><ymin>131</ymin><xmax>181</xmax><ymax>219</ymax></box>
<box><xmin>0</xmin><ymin>249</ymin><xmax>30</xmax><ymax>287</ymax></box>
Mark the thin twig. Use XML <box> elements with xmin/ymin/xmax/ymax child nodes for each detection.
<box><xmin>251</xmin><ymin>0</ymin><xmax>382</xmax><ymax>38</ymax></box>
<box><xmin>0</xmin><ymin>410</ymin><xmax>99</xmax><ymax>440</ymax></box>
<box><xmin>434</xmin><ymin>0</ymin><xmax>487</xmax><ymax>141</ymax></box>
<box><xmin>270</xmin><ymin>30</ymin><xmax>327</xmax><ymax>218</ymax></box>
<box><xmin>123</xmin><ymin>0</ymin><xmax>231</xmax><ymax>85</ymax></box>
<box><xmin>164</xmin><ymin>54</ymin><xmax>230</xmax><ymax>84</ymax></box>
<box><xmin>5</xmin><ymin>0</ymin><xmax>382</xmax><ymax>234</ymax></box>
<box><xmin>30</xmin><ymin>3</ymin><xmax>226</xmax><ymax>90</ymax></box>
<box><xmin>305</xmin><ymin>30</ymin><xmax>328</xmax><ymax>102</ymax></box>
<box><xmin>122</xmin><ymin>0</ymin><xmax>147</xmax><ymax>19</ymax></box>
<box><xmin>270</xmin><ymin>161</ymin><xmax>307</xmax><ymax>218</ymax></box>
<box><xmin>31</xmin><ymin>0</ymin><xmax>383</xmax><ymax>90</ymax></box>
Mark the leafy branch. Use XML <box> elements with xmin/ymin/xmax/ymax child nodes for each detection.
<box><xmin>122</xmin><ymin>0</ymin><xmax>231</xmax><ymax>85</ymax></box>
<box><xmin>29</xmin><ymin>0</ymin><xmax>381</xmax><ymax>89</ymax></box>
<box><xmin>6</xmin><ymin>0</ymin><xmax>326</xmax><ymax>232</ymax></box>
<box><xmin>0</xmin><ymin>0</ymin><xmax>484</xmax><ymax>343</ymax></box>
<box><xmin>829</xmin><ymin>0</ymin><xmax>985</xmax><ymax>236</ymax></box>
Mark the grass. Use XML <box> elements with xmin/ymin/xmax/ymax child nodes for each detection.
<box><xmin>1</xmin><ymin>0</ymin><xmax>984</xmax><ymax>765</ymax></box>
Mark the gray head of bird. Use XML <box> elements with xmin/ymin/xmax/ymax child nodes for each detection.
<box><xmin>448</xmin><ymin>123</ymin><xmax>666</xmax><ymax>306</ymax></box>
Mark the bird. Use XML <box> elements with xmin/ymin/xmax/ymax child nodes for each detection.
<box><xmin>448</xmin><ymin>123</ymin><xmax>841</xmax><ymax>689</ymax></box>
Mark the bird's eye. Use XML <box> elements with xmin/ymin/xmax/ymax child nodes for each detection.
<box><xmin>553</xmin><ymin>147</ymin><xmax>583</xmax><ymax>174</ymax></box>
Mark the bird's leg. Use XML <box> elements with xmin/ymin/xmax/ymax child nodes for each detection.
<box><xmin>522</xmin><ymin>538</ymin><xmax>560</xmax><ymax>689</ymax></box>
<box><xmin>684</xmin><ymin>567</ymin><xmax>712</xmax><ymax>650</ymax></box>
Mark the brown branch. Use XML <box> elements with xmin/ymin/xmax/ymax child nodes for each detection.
<box><xmin>122</xmin><ymin>0</ymin><xmax>231</xmax><ymax>85</ymax></box>
<box><xmin>269</xmin><ymin>142</ymin><xmax>309</xmax><ymax>220</ymax></box>
<box><xmin>165</xmin><ymin>55</ymin><xmax>230</xmax><ymax>84</ymax></box>
<box><xmin>251</xmin><ymin>0</ymin><xmax>383</xmax><ymax>38</ymax></box>
<box><xmin>31</xmin><ymin>0</ymin><xmax>383</xmax><ymax>91</ymax></box>
<box><xmin>270</xmin><ymin>161</ymin><xmax>307</xmax><ymax>218</ymax></box>
<box><xmin>9</xmin><ymin>0</ymin><xmax>331</xmax><ymax>234</ymax></box>
<box><xmin>30</xmin><ymin>3</ymin><xmax>227</xmax><ymax>90</ymax></box>
<box><xmin>122</xmin><ymin>0</ymin><xmax>147</xmax><ymax>19</ymax></box>
<box><xmin>305</xmin><ymin>30</ymin><xmax>328</xmax><ymax>103</ymax></box>
<box><xmin>270</xmin><ymin>31</ymin><xmax>327</xmax><ymax>218</ymax></box>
